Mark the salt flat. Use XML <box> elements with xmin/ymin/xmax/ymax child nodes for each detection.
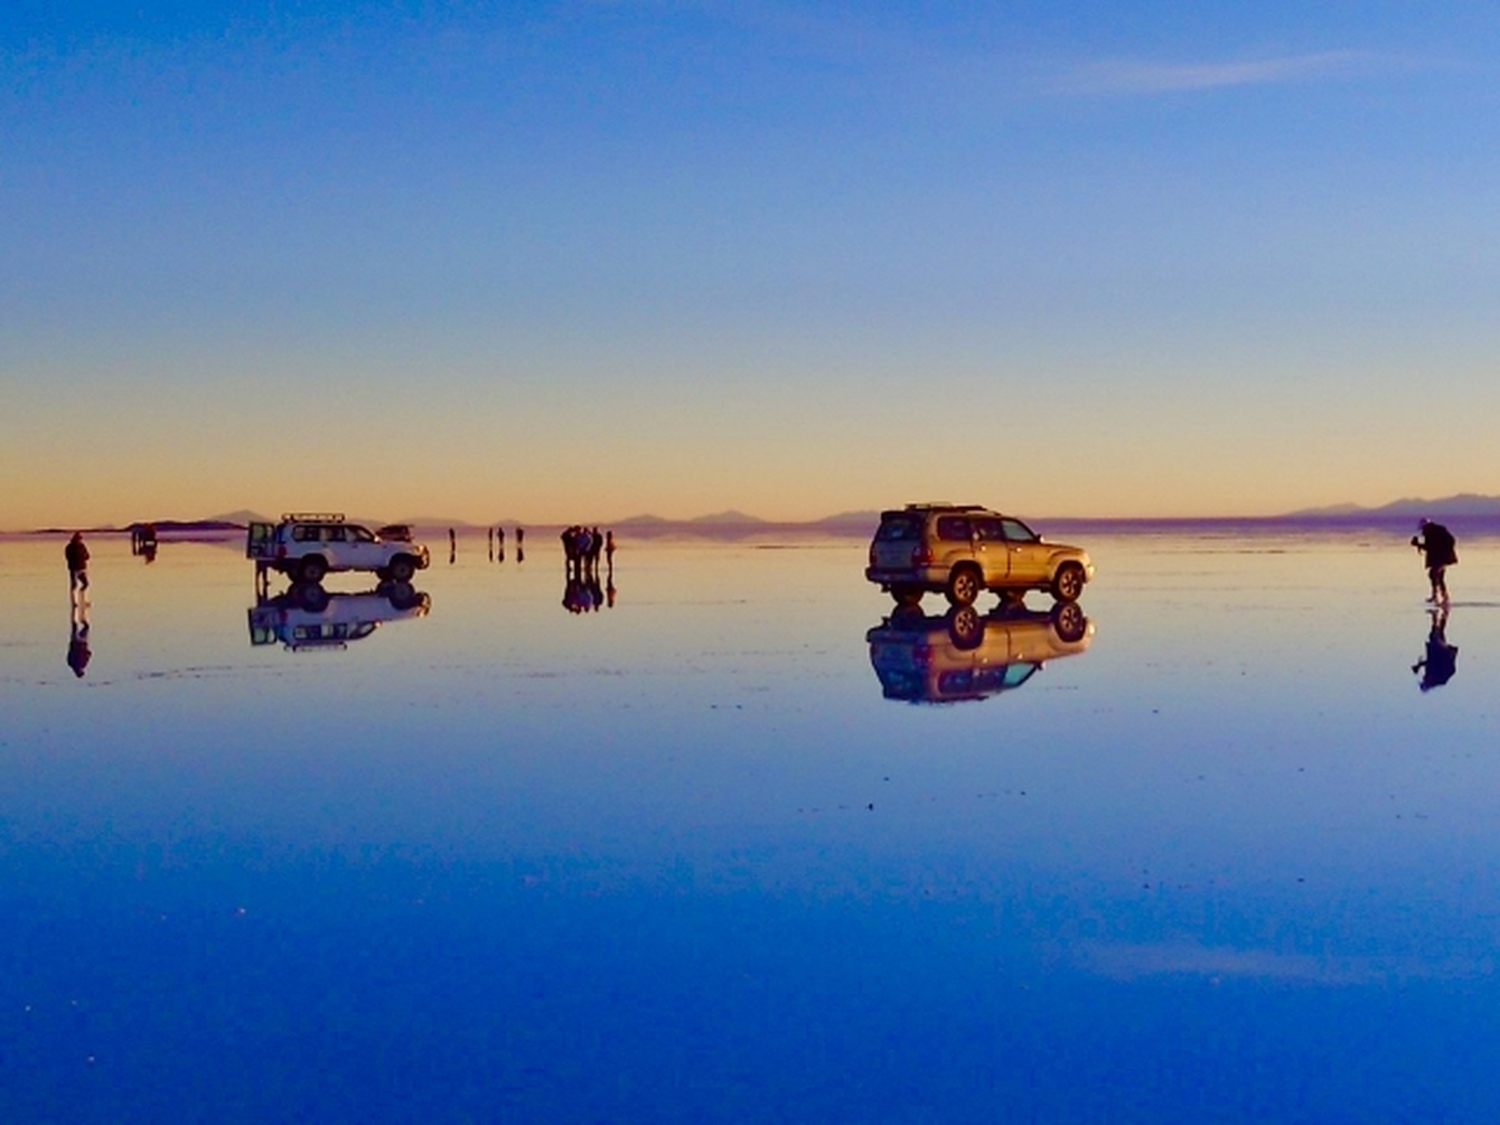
<box><xmin>2</xmin><ymin>528</ymin><xmax>1497</xmax><ymax>1122</ymax></box>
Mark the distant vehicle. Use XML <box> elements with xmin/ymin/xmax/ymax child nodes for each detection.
<box><xmin>246</xmin><ymin>513</ymin><xmax>431</xmax><ymax>583</ymax></box>
<box><xmin>248</xmin><ymin>582</ymin><xmax>431</xmax><ymax>652</ymax></box>
<box><xmin>866</xmin><ymin>601</ymin><xmax>1093</xmax><ymax>704</ymax></box>
<box><xmin>865</xmin><ymin>503</ymin><xmax>1094</xmax><ymax>606</ymax></box>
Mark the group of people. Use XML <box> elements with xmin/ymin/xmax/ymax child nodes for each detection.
<box><xmin>560</xmin><ymin>526</ymin><xmax>616</xmax><ymax>614</ymax></box>
<box><xmin>561</xmin><ymin>526</ymin><xmax>614</xmax><ymax>576</ymax></box>
<box><xmin>443</xmin><ymin>526</ymin><xmax>529</xmax><ymax>564</ymax></box>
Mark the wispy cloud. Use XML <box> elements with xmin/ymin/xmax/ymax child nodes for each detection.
<box><xmin>1061</xmin><ymin>49</ymin><xmax>1389</xmax><ymax>96</ymax></box>
<box><xmin>1072</xmin><ymin>940</ymin><xmax>1490</xmax><ymax>986</ymax></box>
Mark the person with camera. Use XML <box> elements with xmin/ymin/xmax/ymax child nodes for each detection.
<box><xmin>1411</xmin><ymin>518</ymin><xmax>1457</xmax><ymax>606</ymax></box>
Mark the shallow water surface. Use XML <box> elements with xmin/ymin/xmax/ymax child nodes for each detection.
<box><xmin>2</xmin><ymin>529</ymin><xmax>1498</xmax><ymax>1122</ymax></box>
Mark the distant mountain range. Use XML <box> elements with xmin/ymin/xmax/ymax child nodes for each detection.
<box><xmin>616</xmin><ymin>509</ymin><xmax>879</xmax><ymax>529</ymax></box>
<box><xmin>1279</xmin><ymin>494</ymin><xmax>1500</xmax><ymax>520</ymax></box>
<box><xmin>25</xmin><ymin>495</ymin><xmax>1500</xmax><ymax>536</ymax></box>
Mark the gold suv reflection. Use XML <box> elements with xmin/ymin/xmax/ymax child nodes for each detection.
<box><xmin>866</xmin><ymin>600</ymin><xmax>1093</xmax><ymax>704</ymax></box>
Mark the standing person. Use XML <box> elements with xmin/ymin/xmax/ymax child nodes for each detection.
<box><xmin>65</xmin><ymin>532</ymin><xmax>90</xmax><ymax>604</ymax></box>
<box><xmin>605</xmin><ymin>530</ymin><xmax>615</xmax><ymax>565</ymax></box>
<box><xmin>515</xmin><ymin>526</ymin><xmax>524</xmax><ymax>548</ymax></box>
<box><xmin>1411</xmin><ymin>519</ymin><xmax>1458</xmax><ymax>606</ymax></box>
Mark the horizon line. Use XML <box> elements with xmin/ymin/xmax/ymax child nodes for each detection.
<box><xmin>11</xmin><ymin>504</ymin><xmax>1498</xmax><ymax>537</ymax></box>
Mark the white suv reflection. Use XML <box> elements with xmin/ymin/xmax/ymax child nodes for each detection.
<box><xmin>248</xmin><ymin>583</ymin><xmax>431</xmax><ymax>652</ymax></box>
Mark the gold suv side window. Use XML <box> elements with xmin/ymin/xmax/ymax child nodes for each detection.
<box><xmin>935</xmin><ymin>516</ymin><xmax>971</xmax><ymax>541</ymax></box>
<box><xmin>1000</xmin><ymin>519</ymin><xmax>1037</xmax><ymax>542</ymax></box>
<box><xmin>973</xmin><ymin>518</ymin><xmax>1005</xmax><ymax>541</ymax></box>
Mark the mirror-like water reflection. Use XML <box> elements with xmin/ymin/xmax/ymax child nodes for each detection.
<box><xmin>248</xmin><ymin>582</ymin><xmax>431</xmax><ymax>651</ymax></box>
<box><xmin>2</xmin><ymin>528</ymin><xmax>1498</xmax><ymax>1121</ymax></box>
<box><xmin>867</xmin><ymin>601</ymin><xmax>1092</xmax><ymax>703</ymax></box>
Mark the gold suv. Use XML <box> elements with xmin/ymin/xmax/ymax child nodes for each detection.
<box><xmin>865</xmin><ymin>503</ymin><xmax>1094</xmax><ymax>606</ymax></box>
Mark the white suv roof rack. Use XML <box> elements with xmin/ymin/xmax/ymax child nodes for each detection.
<box><xmin>282</xmin><ymin>512</ymin><xmax>346</xmax><ymax>523</ymax></box>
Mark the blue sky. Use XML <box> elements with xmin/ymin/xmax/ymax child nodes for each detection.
<box><xmin>4</xmin><ymin>2</ymin><xmax>1499</xmax><ymax>526</ymax></box>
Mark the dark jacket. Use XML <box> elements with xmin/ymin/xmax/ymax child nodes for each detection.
<box><xmin>65</xmin><ymin>538</ymin><xmax>90</xmax><ymax>570</ymax></box>
<box><xmin>1417</xmin><ymin>523</ymin><xmax>1458</xmax><ymax>569</ymax></box>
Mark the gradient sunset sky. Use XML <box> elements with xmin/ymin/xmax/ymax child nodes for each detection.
<box><xmin>4</xmin><ymin>2</ymin><xmax>1498</xmax><ymax>528</ymax></box>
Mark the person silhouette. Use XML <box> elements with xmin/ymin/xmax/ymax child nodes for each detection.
<box><xmin>1412</xmin><ymin>607</ymin><xmax>1458</xmax><ymax>692</ymax></box>
<box><xmin>65</xmin><ymin>532</ymin><xmax>90</xmax><ymax>605</ymax></box>
<box><xmin>1411</xmin><ymin>518</ymin><xmax>1457</xmax><ymax>606</ymax></box>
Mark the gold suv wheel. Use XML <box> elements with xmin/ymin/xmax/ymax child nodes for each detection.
<box><xmin>946</xmin><ymin>567</ymin><xmax>981</xmax><ymax>607</ymax></box>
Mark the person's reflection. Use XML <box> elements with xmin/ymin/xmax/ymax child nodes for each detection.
<box><xmin>67</xmin><ymin>604</ymin><xmax>91</xmax><ymax>678</ymax></box>
<box><xmin>1412</xmin><ymin>607</ymin><xmax>1458</xmax><ymax>692</ymax></box>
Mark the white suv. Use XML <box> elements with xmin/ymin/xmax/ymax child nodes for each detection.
<box><xmin>247</xmin><ymin>514</ymin><xmax>431</xmax><ymax>584</ymax></box>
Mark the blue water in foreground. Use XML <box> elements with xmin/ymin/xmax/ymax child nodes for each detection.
<box><xmin>2</xmin><ymin>529</ymin><xmax>1499</xmax><ymax>1122</ymax></box>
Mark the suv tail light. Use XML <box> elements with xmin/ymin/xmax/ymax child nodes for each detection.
<box><xmin>912</xmin><ymin>545</ymin><xmax>934</xmax><ymax>566</ymax></box>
